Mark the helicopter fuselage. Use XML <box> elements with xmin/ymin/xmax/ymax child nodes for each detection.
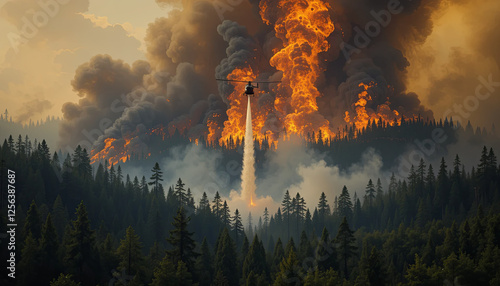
<box><xmin>245</xmin><ymin>84</ymin><xmax>255</xmax><ymax>95</ymax></box>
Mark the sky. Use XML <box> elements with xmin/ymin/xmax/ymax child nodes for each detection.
<box><xmin>0</xmin><ymin>0</ymin><xmax>170</xmax><ymax>123</ymax></box>
<box><xmin>0</xmin><ymin>0</ymin><xmax>499</xmax><ymax>129</ymax></box>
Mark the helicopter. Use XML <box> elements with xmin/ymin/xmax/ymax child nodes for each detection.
<box><xmin>216</xmin><ymin>79</ymin><xmax>281</xmax><ymax>96</ymax></box>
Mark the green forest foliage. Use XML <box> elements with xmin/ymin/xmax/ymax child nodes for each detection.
<box><xmin>0</xmin><ymin>132</ymin><xmax>500</xmax><ymax>285</ymax></box>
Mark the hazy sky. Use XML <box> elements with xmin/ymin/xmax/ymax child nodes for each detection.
<box><xmin>0</xmin><ymin>0</ymin><xmax>170</xmax><ymax>122</ymax></box>
<box><xmin>0</xmin><ymin>0</ymin><xmax>499</xmax><ymax>129</ymax></box>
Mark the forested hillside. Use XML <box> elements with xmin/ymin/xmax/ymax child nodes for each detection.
<box><xmin>1</xmin><ymin>135</ymin><xmax>499</xmax><ymax>285</ymax></box>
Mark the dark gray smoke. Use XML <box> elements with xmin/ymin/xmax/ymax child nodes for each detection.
<box><xmin>60</xmin><ymin>55</ymin><xmax>149</xmax><ymax>149</ymax></box>
<box><xmin>215</xmin><ymin>20</ymin><xmax>258</xmax><ymax>102</ymax></box>
<box><xmin>60</xmin><ymin>0</ymin><xmax>233</xmax><ymax>150</ymax></box>
<box><xmin>59</xmin><ymin>0</ymin><xmax>485</xmax><ymax>152</ymax></box>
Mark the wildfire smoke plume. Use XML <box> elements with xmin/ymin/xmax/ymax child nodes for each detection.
<box><xmin>62</xmin><ymin>0</ymin><xmax>436</xmax><ymax>165</ymax></box>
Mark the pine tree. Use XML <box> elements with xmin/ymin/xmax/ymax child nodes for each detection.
<box><xmin>22</xmin><ymin>135</ymin><xmax>30</xmax><ymax>156</ymax></box>
<box><xmin>459</xmin><ymin>220</ymin><xmax>474</xmax><ymax>256</ymax></box>
<box><xmin>389</xmin><ymin>173</ymin><xmax>398</xmax><ymax>194</ymax></box>
<box><xmin>151</xmin><ymin>254</ymin><xmax>177</xmax><ymax>286</ymax></box>
<box><xmin>116</xmin><ymin>165</ymin><xmax>123</xmax><ymax>184</ymax></box>
<box><xmin>285</xmin><ymin>237</ymin><xmax>296</xmax><ymax>258</ymax></box>
<box><xmin>452</xmin><ymin>155</ymin><xmax>462</xmax><ymax>183</ymax></box>
<box><xmin>198</xmin><ymin>192</ymin><xmax>211</xmax><ymax>214</ymax></box>
<box><xmin>23</xmin><ymin>200</ymin><xmax>41</xmax><ymax>240</ymax></box>
<box><xmin>65</xmin><ymin>201</ymin><xmax>101</xmax><ymax>285</ymax></box>
<box><xmin>147</xmin><ymin>208</ymin><xmax>164</xmax><ymax>246</ymax></box>
<box><xmin>243</xmin><ymin>235</ymin><xmax>268</xmax><ymax>280</ymax></box>
<box><xmin>298</xmin><ymin>231</ymin><xmax>313</xmax><ymax>263</ymax></box>
<box><xmin>7</xmin><ymin>134</ymin><xmax>15</xmax><ymax>152</ymax></box>
<box><xmin>214</xmin><ymin>228</ymin><xmax>238</xmax><ymax>285</ymax></box>
<box><xmin>174</xmin><ymin>178</ymin><xmax>187</xmax><ymax>207</ymax></box>
<box><xmin>72</xmin><ymin>145</ymin><xmax>92</xmax><ymax>179</ymax></box>
<box><xmin>477</xmin><ymin>146</ymin><xmax>489</xmax><ymax>188</ymax></box>
<box><xmin>315</xmin><ymin>227</ymin><xmax>336</xmax><ymax>271</ymax></box>
<box><xmin>365</xmin><ymin>179</ymin><xmax>376</xmax><ymax>207</ymax></box>
<box><xmin>294</xmin><ymin>192</ymin><xmax>306</xmax><ymax>238</ymax></box>
<box><xmin>272</xmin><ymin>238</ymin><xmax>285</xmax><ymax>275</ymax></box>
<box><xmin>18</xmin><ymin>232</ymin><xmax>41</xmax><ymax>285</ymax></box>
<box><xmin>356</xmin><ymin>241</ymin><xmax>371</xmax><ymax>285</ymax></box>
<box><xmin>417</xmin><ymin>159</ymin><xmax>426</xmax><ymax>195</ymax></box>
<box><xmin>367</xmin><ymin>247</ymin><xmax>387</xmax><ymax>285</ymax></box>
<box><xmin>117</xmin><ymin>226</ymin><xmax>145</xmax><ymax>278</ymax></box>
<box><xmin>263</xmin><ymin>207</ymin><xmax>270</xmax><ymax>228</ymax></box>
<box><xmin>282</xmin><ymin>190</ymin><xmax>292</xmax><ymax>239</ymax></box>
<box><xmin>304</xmin><ymin>209</ymin><xmax>312</xmax><ymax>234</ymax></box>
<box><xmin>148</xmin><ymin>162</ymin><xmax>163</xmax><ymax>197</ymax></box>
<box><xmin>16</xmin><ymin>134</ymin><xmax>25</xmax><ymax>156</ymax></box>
<box><xmin>140</xmin><ymin>176</ymin><xmax>148</xmax><ymax>194</ymax></box>
<box><xmin>186</xmin><ymin>188</ymin><xmax>195</xmax><ymax>211</ymax></box>
<box><xmin>426</xmin><ymin>164</ymin><xmax>435</xmax><ymax>193</ymax></box>
<box><xmin>334</xmin><ymin>217</ymin><xmax>357</xmax><ymax>279</ymax></box>
<box><xmin>245</xmin><ymin>270</ymin><xmax>258</xmax><ymax>286</ymax></box>
<box><xmin>101</xmin><ymin>234</ymin><xmax>119</xmax><ymax>280</ymax></box>
<box><xmin>176</xmin><ymin>261</ymin><xmax>193</xmax><ymax>286</ymax></box>
<box><xmin>353</xmin><ymin>195</ymin><xmax>362</xmax><ymax>229</ymax></box>
<box><xmin>212</xmin><ymin>191</ymin><xmax>223</xmax><ymax>220</ymax></box>
<box><xmin>167</xmin><ymin>207</ymin><xmax>198</xmax><ymax>272</ymax></box>
<box><xmin>408</xmin><ymin>165</ymin><xmax>417</xmax><ymax>194</ymax></box>
<box><xmin>222</xmin><ymin>200</ymin><xmax>231</xmax><ymax>227</ymax></box>
<box><xmin>78</xmin><ymin>148</ymin><xmax>92</xmax><ymax>179</ymax></box>
<box><xmin>273</xmin><ymin>249</ymin><xmax>302</xmax><ymax>286</ymax></box>
<box><xmin>376</xmin><ymin>178</ymin><xmax>383</xmax><ymax>200</ymax></box>
<box><xmin>241</xmin><ymin>235</ymin><xmax>250</xmax><ymax>268</ymax></box>
<box><xmin>470</xmin><ymin>207</ymin><xmax>487</xmax><ymax>260</ymax></box>
<box><xmin>195</xmin><ymin>237</ymin><xmax>213</xmax><ymax>286</ymax></box>
<box><xmin>443</xmin><ymin>253</ymin><xmax>463</xmax><ymax>286</ymax></box>
<box><xmin>212</xmin><ymin>270</ymin><xmax>230</xmax><ymax>286</ymax></box>
<box><xmin>232</xmin><ymin>209</ymin><xmax>244</xmax><ymax>246</ymax></box>
<box><xmin>434</xmin><ymin>157</ymin><xmax>449</xmax><ymax>218</ymax></box>
<box><xmin>441</xmin><ymin>221</ymin><xmax>459</xmax><ymax>258</ymax></box>
<box><xmin>405</xmin><ymin>254</ymin><xmax>431</xmax><ymax>285</ymax></box>
<box><xmin>132</xmin><ymin>176</ymin><xmax>141</xmax><ymax>193</ymax></box>
<box><xmin>338</xmin><ymin>186</ymin><xmax>353</xmax><ymax>222</ymax></box>
<box><xmin>39</xmin><ymin>213</ymin><xmax>61</xmax><ymax>283</ymax></box>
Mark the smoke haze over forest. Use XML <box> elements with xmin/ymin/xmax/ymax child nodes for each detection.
<box><xmin>1</xmin><ymin>0</ymin><xmax>499</xmax><ymax>216</ymax></box>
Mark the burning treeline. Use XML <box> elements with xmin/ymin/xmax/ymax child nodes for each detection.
<box><xmin>59</xmin><ymin>0</ymin><xmax>436</xmax><ymax>165</ymax></box>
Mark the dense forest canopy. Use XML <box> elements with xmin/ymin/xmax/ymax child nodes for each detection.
<box><xmin>1</xmin><ymin>126</ymin><xmax>500</xmax><ymax>285</ymax></box>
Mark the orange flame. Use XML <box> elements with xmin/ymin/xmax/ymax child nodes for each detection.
<box><xmin>260</xmin><ymin>0</ymin><xmax>335</xmax><ymax>143</ymax></box>
<box><xmin>218</xmin><ymin>67</ymin><xmax>254</xmax><ymax>146</ymax></box>
<box><xmin>346</xmin><ymin>82</ymin><xmax>402</xmax><ymax>130</ymax></box>
<box><xmin>90</xmin><ymin>137</ymin><xmax>131</xmax><ymax>166</ymax></box>
<box><xmin>353</xmin><ymin>82</ymin><xmax>376</xmax><ymax>129</ymax></box>
<box><xmin>207</xmin><ymin>113</ymin><xmax>222</xmax><ymax>144</ymax></box>
<box><xmin>216</xmin><ymin>67</ymin><xmax>276</xmax><ymax>147</ymax></box>
<box><xmin>250</xmin><ymin>196</ymin><xmax>256</xmax><ymax>207</ymax></box>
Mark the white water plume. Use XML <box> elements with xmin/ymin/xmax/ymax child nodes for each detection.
<box><xmin>241</xmin><ymin>96</ymin><xmax>257</xmax><ymax>206</ymax></box>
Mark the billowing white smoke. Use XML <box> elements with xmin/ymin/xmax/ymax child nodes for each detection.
<box><xmin>123</xmin><ymin>137</ymin><xmax>390</xmax><ymax>225</ymax></box>
<box><xmin>241</xmin><ymin>96</ymin><xmax>257</xmax><ymax>205</ymax></box>
<box><xmin>286</xmin><ymin>148</ymin><xmax>386</xmax><ymax>209</ymax></box>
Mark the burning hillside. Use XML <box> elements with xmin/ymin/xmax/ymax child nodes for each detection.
<box><xmin>58</xmin><ymin>0</ymin><xmax>435</xmax><ymax>165</ymax></box>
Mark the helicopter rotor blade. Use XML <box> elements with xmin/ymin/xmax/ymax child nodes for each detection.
<box><xmin>216</xmin><ymin>79</ymin><xmax>250</xmax><ymax>83</ymax></box>
<box><xmin>216</xmin><ymin>78</ymin><xmax>282</xmax><ymax>84</ymax></box>
<box><xmin>253</xmin><ymin>81</ymin><xmax>281</xmax><ymax>84</ymax></box>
